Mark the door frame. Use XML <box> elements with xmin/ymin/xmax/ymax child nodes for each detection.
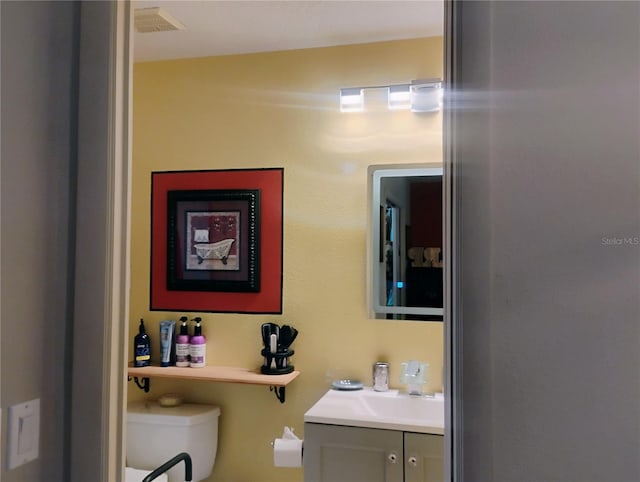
<box><xmin>91</xmin><ymin>2</ymin><xmax>459</xmax><ymax>480</ymax></box>
<box><xmin>71</xmin><ymin>1</ymin><xmax>132</xmax><ymax>480</ymax></box>
<box><xmin>443</xmin><ymin>0</ymin><xmax>460</xmax><ymax>481</ymax></box>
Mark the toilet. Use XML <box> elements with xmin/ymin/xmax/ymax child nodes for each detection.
<box><xmin>126</xmin><ymin>400</ymin><xmax>221</xmax><ymax>482</ymax></box>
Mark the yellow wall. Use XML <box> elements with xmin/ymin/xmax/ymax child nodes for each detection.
<box><xmin>130</xmin><ymin>37</ymin><xmax>443</xmax><ymax>482</ymax></box>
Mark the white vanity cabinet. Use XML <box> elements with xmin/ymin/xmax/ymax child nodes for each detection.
<box><xmin>403</xmin><ymin>431</ymin><xmax>444</xmax><ymax>482</ymax></box>
<box><xmin>304</xmin><ymin>423</ymin><xmax>443</xmax><ymax>482</ymax></box>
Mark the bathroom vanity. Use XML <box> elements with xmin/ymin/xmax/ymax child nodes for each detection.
<box><xmin>303</xmin><ymin>387</ymin><xmax>444</xmax><ymax>482</ymax></box>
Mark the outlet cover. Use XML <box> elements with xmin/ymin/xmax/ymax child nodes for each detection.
<box><xmin>7</xmin><ymin>399</ymin><xmax>40</xmax><ymax>470</ymax></box>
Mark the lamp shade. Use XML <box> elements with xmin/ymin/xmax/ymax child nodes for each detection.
<box><xmin>410</xmin><ymin>80</ymin><xmax>443</xmax><ymax>113</ymax></box>
<box><xmin>340</xmin><ymin>87</ymin><xmax>364</xmax><ymax>112</ymax></box>
<box><xmin>388</xmin><ymin>84</ymin><xmax>411</xmax><ymax>110</ymax></box>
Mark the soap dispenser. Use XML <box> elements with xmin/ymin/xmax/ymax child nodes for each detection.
<box><xmin>189</xmin><ymin>317</ymin><xmax>206</xmax><ymax>368</ymax></box>
<box><xmin>175</xmin><ymin>316</ymin><xmax>190</xmax><ymax>367</ymax></box>
<box><xmin>133</xmin><ymin>318</ymin><xmax>151</xmax><ymax>367</ymax></box>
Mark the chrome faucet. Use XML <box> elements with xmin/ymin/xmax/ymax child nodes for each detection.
<box><xmin>407</xmin><ymin>384</ymin><xmax>423</xmax><ymax>396</ymax></box>
<box><xmin>406</xmin><ymin>360</ymin><xmax>421</xmax><ymax>376</ymax></box>
<box><xmin>406</xmin><ymin>360</ymin><xmax>422</xmax><ymax>395</ymax></box>
<box><xmin>400</xmin><ymin>360</ymin><xmax>428</xmax><ymax>396</ymax></box>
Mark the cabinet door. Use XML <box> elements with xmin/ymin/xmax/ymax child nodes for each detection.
<box><xmin>403</xmin><ymin>432</ymin><xmax>444</xmax><ymax>482</ymax></box>
<box><xmin>304</xmin><ymin>423</ymin><xmax>403</xmax><ymax>482</ymax></box>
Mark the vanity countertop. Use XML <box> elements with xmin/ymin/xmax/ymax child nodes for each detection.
<box><xmin>304</xmin><ymin>387</ymin><xmax>444</xmax><ymax>435</ymax></box>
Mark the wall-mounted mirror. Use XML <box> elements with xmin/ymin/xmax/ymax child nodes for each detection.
<box><xmin>368</xmin><ymin>164</ymin><xmax>443</xmax><ymax>321</ymax></box>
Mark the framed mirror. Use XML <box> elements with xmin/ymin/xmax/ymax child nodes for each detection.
<box><xmin>367</xmin><ymin>164</ymin><xmax>443</xmax><ymax>320</ymax></box>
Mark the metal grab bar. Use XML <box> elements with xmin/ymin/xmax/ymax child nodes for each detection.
<box><xmin>141</xmin><ymin>452</ymin><xmax>193</xmax><ymax>482</ymax></box>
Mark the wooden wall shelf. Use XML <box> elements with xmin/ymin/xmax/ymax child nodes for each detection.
<box><xmin>127</xmin><ymin>364</ymin><xmax>300</xmax><ymax>403</ymax></box>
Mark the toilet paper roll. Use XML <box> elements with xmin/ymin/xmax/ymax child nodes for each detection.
<box><xmin>273</xmin><ymin>438</ymin><xmax>303</xmax><ymax>467</ymax></box>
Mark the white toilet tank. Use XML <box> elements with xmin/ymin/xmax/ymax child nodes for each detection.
<box><xmin>127</xmin><ymin>401</ymin><xmax>220</xmax><ymax>482</ymax></box>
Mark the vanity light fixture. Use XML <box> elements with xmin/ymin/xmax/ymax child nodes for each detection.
<box><xmin>339</xmin><ymin>87</ymin><xmax>364</xmax><ymax>112</ymax></box>
<box><xmin>340</xmin><ymin>79</ymin><xmax>443</xmax><ymax>113</ymax></box>
<box><xmin>410</xmin><ymin>79</ymin><xmax>443</xmax><ymax>113</ymax></box>
<box><xmin>388</xmin><ymin>84</ymin><xmax>412</xmax><ymax>111</ymax></box>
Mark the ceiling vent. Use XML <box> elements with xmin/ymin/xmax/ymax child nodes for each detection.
<box><xmin>134</xmin><ymin>7</ymin><xmax>185</xmax><ymax>33</ymax></box>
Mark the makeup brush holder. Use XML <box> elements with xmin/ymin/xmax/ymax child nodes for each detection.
<box><xmin>260</xmin><ymin>348</ymin><xmax>295</xmax><ymax>375</ymax></box>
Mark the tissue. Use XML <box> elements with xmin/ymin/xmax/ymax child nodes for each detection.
<box><xmin>273</xmin><ymin>426</ymin><xmax>303</xmax><ymax>467</ymax></box>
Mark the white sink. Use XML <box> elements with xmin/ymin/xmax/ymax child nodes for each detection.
<box><xmin>304</xmin><ymin>387</ymin><xmax>444</xmax><ymax>434</ymax></box>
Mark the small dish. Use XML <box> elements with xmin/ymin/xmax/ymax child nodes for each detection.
<box><xmin>331</xmin><ymin>379</ymin><xmax>364</xmax><ymax>391</ymax></box>
<box><xmin>158</xmin><ymin>393</ymin><xmax>184</xmax><ymax>407</ymax></box>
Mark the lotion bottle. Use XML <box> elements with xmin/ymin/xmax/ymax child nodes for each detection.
<box><xmin>133</xmin><ymin>318</ymin><xmax>151</xmax><ymax>367</ymax></box>
<box><xmin>175</xmin><ymin>316</ymin><xmax>190</xmax><ymax>367</ymax></box>
<box><xmin>189</xmin><ymin>317</ymin><xmax>206</xmax><ymax>368</ymax></box>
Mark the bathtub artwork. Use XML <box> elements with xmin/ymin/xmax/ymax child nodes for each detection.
<box><xmin>164</xmin><ymin>186</ymin><xmax>260</xmax><ymax>294</ymax></box>
<box><xmin>194</xmin><ymin>238</ymin><xmax>235</xmax><ymax>265</ymax></box>
<box><xmin>186</xmin><ymin>211</ymin><xmax>239</xmax><ymax>270</ymax></box>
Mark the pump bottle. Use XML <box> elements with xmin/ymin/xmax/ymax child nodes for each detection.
<box><xmin>133</xmin><ymin>318</ymin><xmax>151</xmax><ymax>367</ymax></box>
<box><xmin>189</xmin><ymin>317</ymin><xmax>206</xmax><ymax>368</ymax></box>
<box><xmin>175</xmin><ymin>316</ymin><xmax>190</xmax><ymax>367</ymax></box>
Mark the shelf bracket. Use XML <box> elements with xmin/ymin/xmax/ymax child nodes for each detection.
<box><xmin>128</xmin><ymin>376</ymin><xmax>150</xmax><ymax>393</ymax></box>
<box><xmin>270</xmin><ymin>385</ymin><xmax>286</xmax><ymax>403</ymax></box>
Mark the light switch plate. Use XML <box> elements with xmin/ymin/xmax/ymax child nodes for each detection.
<box><xmin>7</xmin><ymin>398</ymin><xmax>40</xmax><ymax>470</ymax></box>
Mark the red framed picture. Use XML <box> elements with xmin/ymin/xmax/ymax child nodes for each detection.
<box><xmin>151</xmin><ymin>168</ymin><xmax>283</xmax><ymax>313</ymax></box>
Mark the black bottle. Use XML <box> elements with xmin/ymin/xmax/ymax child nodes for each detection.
<box><xmin>133</xmin><ymin>318</ymin><xmax>151</xmax><ymax>367</ymax></box>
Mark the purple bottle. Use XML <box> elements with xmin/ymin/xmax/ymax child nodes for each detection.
<box><xmin>189</xmin><ymin>317</ymin><xmax>206</xmax><ymax>368</ymax></box>
<box><xmin>175</xmin><ymin>316</ymin><xmax>190</xmax><ymax>367</ymax></box>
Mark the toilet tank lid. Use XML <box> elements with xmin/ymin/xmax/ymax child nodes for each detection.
<box><xmin>128</xmin><ymin>401</ymin><xmax>220</xmax><ymax>426</ymax></box>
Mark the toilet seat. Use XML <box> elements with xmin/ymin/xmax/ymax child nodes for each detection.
<box><xmin>125</xmin><ymin>467</ymin><xmax>168</xmax><ymax>482</ymax></box>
